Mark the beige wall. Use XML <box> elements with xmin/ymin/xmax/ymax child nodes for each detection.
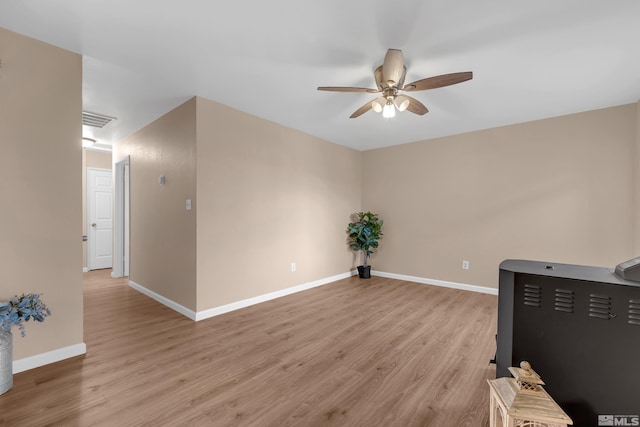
<box><xmin>0</xmin><ymin>28</ymin><xmax>83</xmax><ymax>358</ymax></box>
<box><xmin>85</xmin><ymin>149</ymin><xmax>113</xmax><ymax>171</ymax></box>
<box><xmin>113</xmin><ymin>99</ymin><xmax>197</xmax><ymax>310</ymax></box>
<box><xmin>114</xmin><ymin>96</ymin><xmax>361</xmax><ymax>313</ymax></box>
<box><xmin>114</xmin><ymin>95</ymin><xmax>636</xmax><ymax>309</ymax></box>
<box><xmin>82</xmin><ymin>149</ymin><xmax>113</xmax><ymax>269</ymax></box>
<box><xmin>635</xmin><ymin>99</ymin><xmax>640</xmax><ymax>254</ymax></box>
<box><xmin>195</xmin><ymin>97</ymin><xmax>362</xmax><ymax>310</ymax></box>
<box><xmin>363</xmin><ymin>104</ymin><xmax>637</xmax><ymax>289</ymax></box>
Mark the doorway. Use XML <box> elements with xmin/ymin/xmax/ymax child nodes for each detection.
<box><xmin>113</xmin><ymin>156</ymin><xmax>130</xmax><ymax>278</ymax></box>
<box><xmin>87</xmin><ymin>167</ymin><xmax>113</xmax><ymax>270</ymax></box>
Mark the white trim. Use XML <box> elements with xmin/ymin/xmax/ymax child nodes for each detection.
<box><xmin>128</xmin><ymin>271</ymin><xmax>357</xmax><ymax>322</ymax></box>
<box><xmin>112</xmin><ymin>156</ymin><xmax>130</xmax><ymax>278</ymax></box>
<box><xmin>123</xmin><ymin>163</ymin><xmax>130</xmax><ymax>277</ymax></box>
<box><xmin>83</xmin><ymin>267</ymin><xmax>89</xmax><ymax>273</ymax></box>
<box><xmin>128</xmin><ymin>280</ymin><xmax>197</xmax><ymax>320</ymax></box>
<box><xmin>372</xmin><ymin>270</ymin><xmax>499</xmax><ymax>295</ymax></box>
<box><xmin>195</xmin><ymin>271</ymin><xmax>356</xmax><ymax>321</ymax></box>
<box><xmin>13</xmin><ymin>343</ymin><xmax>87</xmax><ymax>374</ymax></box>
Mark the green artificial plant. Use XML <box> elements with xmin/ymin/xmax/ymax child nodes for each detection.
<box><xmin>347</xmin><ymin>211</ymin><xmax>383</xmax><ymax>267</ymax></box>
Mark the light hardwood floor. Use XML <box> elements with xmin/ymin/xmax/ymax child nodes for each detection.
<box><xmin>1</xmin><ymin>270</ymin><xmax>498</xmax><ymax>426</ymax></box>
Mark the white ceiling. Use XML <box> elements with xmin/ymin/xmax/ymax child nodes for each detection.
<box><xmin>2</xmin><ymin>0</ymin><xmax>640</xmax><ymax>151</ymax></box>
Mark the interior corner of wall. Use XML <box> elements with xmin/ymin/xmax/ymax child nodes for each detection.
<box><xmin>635</xmin><ymin>100</ymin><xmax>640</xmax><ymax>254</ymax></box>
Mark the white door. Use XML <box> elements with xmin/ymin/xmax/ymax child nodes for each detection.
<box><xmin>88</xmin><ymin>168</ymin><xmax>113</xmax><ymax>270</ymax></box>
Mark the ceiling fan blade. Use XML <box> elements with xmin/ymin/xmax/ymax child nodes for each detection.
<box><xmin>382</xmin><ymin>49</ymin><xmax>404</xmax><ymax>87</ymax></box>
<box><xmin>404</xmin><ymin>96</ymin><xmax>429</xmax><ymax>115</ymax></box>
<box><xmin>403</xmin><ymin>71</ymin><xmax>473</xmax><ymax>92</ymax></box>
<box><xmin>318</xmin><ymin>86</ymin><xmax>379</xmax><ymax>93</ymax></box>
<box><xmin>350</xmin><ymin>99</ymin><xmax>378</xmax><ymax>118</ymax></box>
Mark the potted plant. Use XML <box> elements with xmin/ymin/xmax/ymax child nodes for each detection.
<box><xmin>347</xmin><ymin>211</ymin><xmax>383</xmax><ymax>279</ymax></box>
<box><xmin>0</xmin><ymin>293</ymin><xmax>51</xmax><ymax>395</ymax></box>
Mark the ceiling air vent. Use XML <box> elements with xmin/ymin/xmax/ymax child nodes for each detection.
<box><xmin>523</xmin><ymin>284</ymin><xmax>542</xmax><ymax>308</ymax></box>
<box><xmin>82</xmin><ymin>111</ymin><xmax>116</xmax><ymax>128</ymax></box>
<box><xmin>554</xmin><ymin>288</ymin><xmax>574</xmax><ymax>314</ymax></box>
<box><xmin>589</xmin><ymin>294</ymin><xmax>612</xmax><ymax>320</ymax></box>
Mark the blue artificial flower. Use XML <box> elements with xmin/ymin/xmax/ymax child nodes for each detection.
<box><xmin>0</xmin><ymin>293</ymin><xmax>51</xmax><ymax>337</ymax></box>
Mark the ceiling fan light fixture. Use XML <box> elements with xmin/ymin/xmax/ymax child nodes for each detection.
<box><xmin>382</xmin><ymin>100</ymin><xmax>395</xmax><ymax>118</ymax></box>
<box><xmin>82</xmin><ymin>137</ymin><xmax>96</xmax><ymax>148</ymax></box>
<box><xmin>317</xmin><ymin>49</ymin><xmax>472</xmax><ymax>119</ymax></box>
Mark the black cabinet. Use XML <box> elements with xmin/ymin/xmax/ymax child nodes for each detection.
<box><xmin>497</xmin><ymin>259</ymin><xmax>640</xmax><ymax>426</ymax></box>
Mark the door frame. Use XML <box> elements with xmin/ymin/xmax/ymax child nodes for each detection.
<box><xmin>112</xmin><ymin>156</ymin><xmax>130</xmax><ymax>278</ymax></box>
<box><xmin>86</xmin><ymin>167</ymin><xmax>113</xmax><ymax>271</ymax></box>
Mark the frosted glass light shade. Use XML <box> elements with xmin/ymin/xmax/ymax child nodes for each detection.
<box><xmin>395</xmin><ymin>96</ymin><xmax>410</xmax><ymax>112</ymax></box>
<box><xmin>372</xmin><ymin>99</ymin><xmax>385</xmax><ymax>113</ymax></box>
<box><xmin>382</xmin><ymin>102</ymin><xmax>395</xmax><ymax>118</ymax></box>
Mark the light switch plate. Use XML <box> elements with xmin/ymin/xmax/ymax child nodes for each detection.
<box><xmin>186</xmin><ymin>199</ymin><xmax>192</xmax><ymax>210</ymax></box>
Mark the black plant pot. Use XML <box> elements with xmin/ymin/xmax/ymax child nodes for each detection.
<box><xmin>357</xmin><ymin>265</ymin><xmax>371</xmax><ymax>279</ymax></box>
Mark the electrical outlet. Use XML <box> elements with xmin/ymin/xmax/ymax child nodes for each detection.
<box><xmin>462</xmin><ymin>260</ymin><xmax>470</xmax><ymax>270</ymax></box>
<box><xmin>290</xmin><ymin>262</ymin><xmax>296</xmax><ymax>272</ymax></box>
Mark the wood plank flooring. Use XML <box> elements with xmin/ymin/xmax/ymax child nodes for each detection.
<box><xmin>0</xmin><ymin>270</ymin><xmax>498</xmax><ymax>426</ymax></box>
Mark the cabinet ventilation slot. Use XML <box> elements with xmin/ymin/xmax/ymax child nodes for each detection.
<box><xmin>554</xmin><ymin>288</ymin><xmax>574</xmax><ymax>313</ymax></box>
<box><xmin>589</xmin><ymin>294</ymin><xmax>612</xmax><ymax>320</ymax></box>
<box><xmin>523</xmin><ymin>284</ymin><xmax>542</xmax><ymax>308</ymax></box>
<box><xmin>629</xmin><ymin>299</ymin><xmax>640</xmax><ymax>326</ymax></box>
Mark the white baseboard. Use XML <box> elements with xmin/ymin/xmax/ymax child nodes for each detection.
<box><xmin>11</xmin><ymin>271</ymin><xmax>489</xmax><ymax>373</ymax></box>
<box><xmin>13</xmin><ymin>343</ymin><xmax>87</xmax><ymax>374</ymax></box>
<box><xmin>372</xmin><ymin>270</ymin><xmax>499</xmax><ymax>295</ymax></box>
<box><xmin>128</xmin><ymin>280</ymin><xmax>197</xmax><ymax>320</ymax></box>
<box><xmin>128</xmin><ymin>270</ymin><xmax>495</xmax><ymax>325</ymax></box>
<box><xmin>82</xmin><ymin>267</ymin><xmax>89</xmax><ymax>273</ymax></box>
<box><xmin>128</xmin><ymin>271</ymin><xmax>357</xmax><ymax>322</ymax></box>
<box><xmin>195</xmin><ymin>271</ymin><xmax>356</xmax><ymax>321</ymax></box>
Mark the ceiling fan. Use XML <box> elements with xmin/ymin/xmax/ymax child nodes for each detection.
<box><xmin>318</xmin><ymin>49</ymin><xmax>472</xmax><ymax>118</ymax></box>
